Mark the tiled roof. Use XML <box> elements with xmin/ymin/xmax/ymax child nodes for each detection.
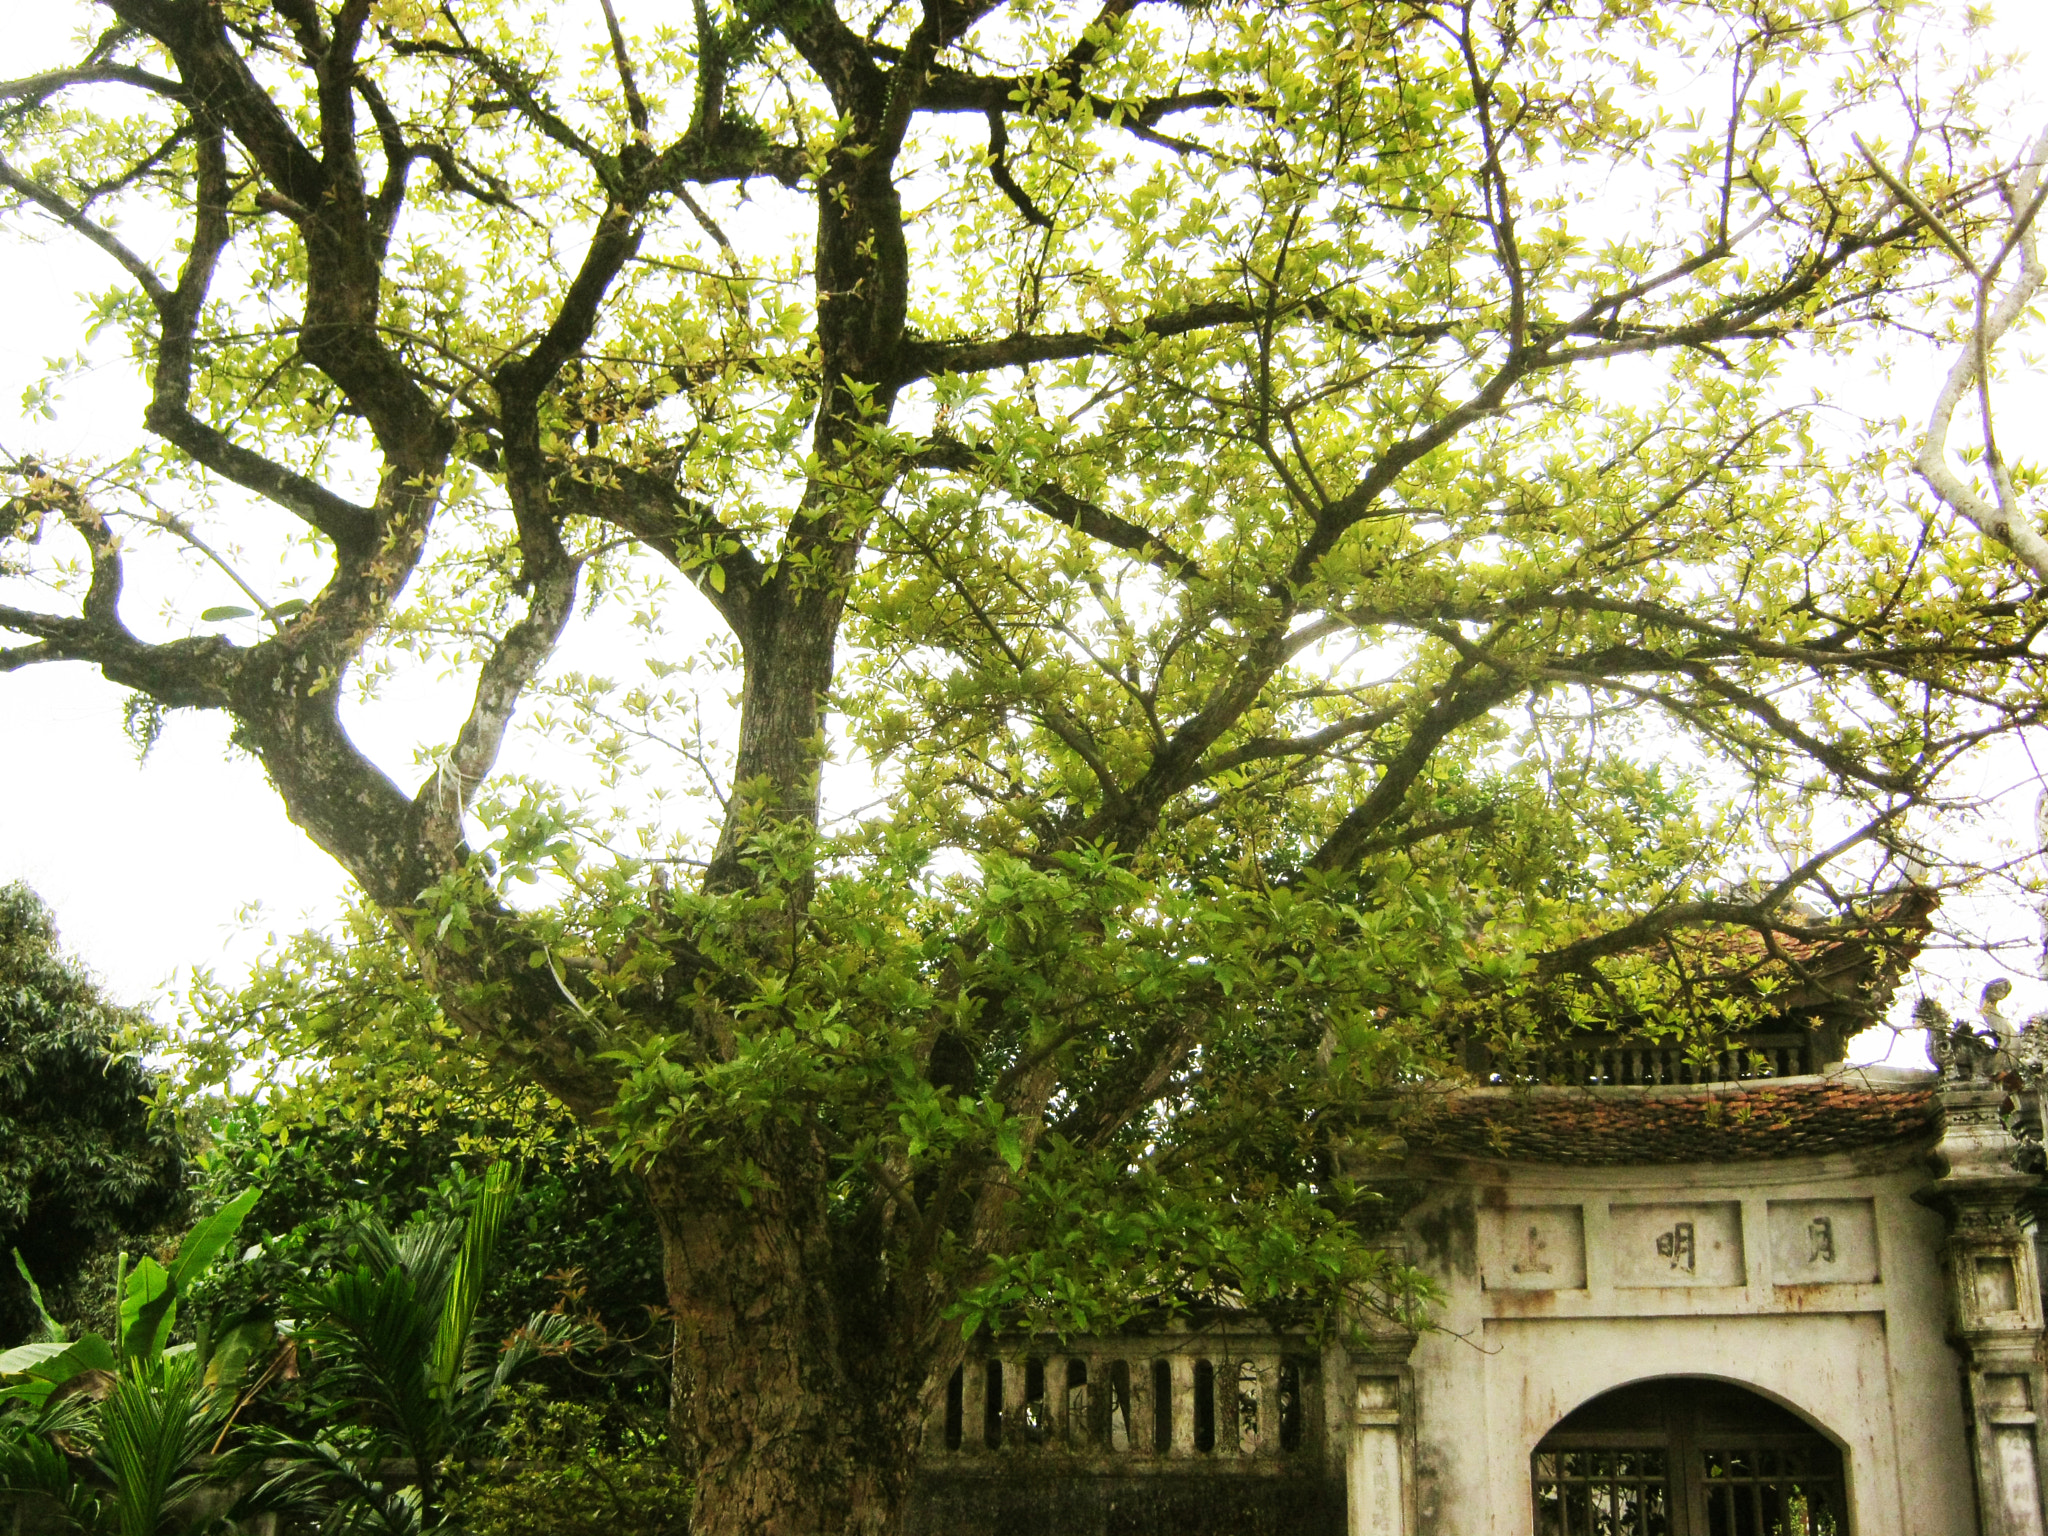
<box><xmin>1410</xmin><ymin>1077</ymin><xmax>1938</xmax><ymax>1165</ymax></box>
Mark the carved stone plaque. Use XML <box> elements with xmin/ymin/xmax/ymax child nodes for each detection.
<box><xmin>1768</xmin><ymin>1198</ymin><xmax>1879</xmax><ymax>1285</ymax></box>
<box><xmin>1481</xmin><ymin>1205</ymin><xmax>1587</xmax><ymax>1291</ymax></box>
<box><xmin>1610</xmin><ymin>1202</ymin><xmax>1744</xmax><ymax>1287</ymax></box>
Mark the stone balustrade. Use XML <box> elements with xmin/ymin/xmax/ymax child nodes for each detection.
<box><xmin>1464</xmin><ymin>1028</ymin><xmax>1819</xmax><ymax>1087</ymax></box>
<box><xmin>909</xmin><ymin>1327</ymin><xmax>1346</xmax><ymax>1536</ymax></box>
<box><xmin>921</xmin><ymin>1330</ymin><xmax>1326</xmax><ymax>1470</ymax></box>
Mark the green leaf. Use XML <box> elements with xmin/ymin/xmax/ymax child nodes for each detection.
<box><xmin>198</xmin><ymin>605</ymin><xmax>254</xmax><ymax>622</ymax></box>
<box><xmin>995</xmin><ymin>1123</ymin><xmax>1024</xmax><ymax>1173</ymax></box>
<box><xmin>0</xmin><ymin>1339</ymin><xmax>76</xmax><ymax>1377</ymax></box>
<box><xmin>29</xmin><ymin>1332</ymin><xmax>115</xmax><ymax>1382</ymax></box>
<box><xmin>202</xmin><ymin>1317</ymin><xmax>273</xmax><ymax>1392</ymax></box>
<box><xmin>169</xmin><ymin>1187</ymin><xmax>261</xmax><ymax>1294</ymax></box>
<box><xmin>120</xmin><ymin>1256</ymin><xmax>176</xmax><ymax>1365</ymax></box>
<box><xmin>12</xmin><ymin>1248</ymin><xmax>66</xmax><ymax>1342</ymax></box>
<box><xmin>431</xmin><ymin>1161</ymin><xmax>518</xmax><ymax>1401</ymax></box>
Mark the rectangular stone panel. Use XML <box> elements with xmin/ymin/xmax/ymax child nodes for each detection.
<box><xmin>1768</xmin><ymin>1198</ymin><xmax>1879</xmax><ymax>1285</ymax></box>
<box><xmin>1609</xmin><ymin>1201</ymin><xmax>1744</xmax><ymax>1287</ymax></box>
<box><xmin>1481</xmin><ymin>1205</ymin><xmax>1586</xmax><ymax>1291</ymax></box>
<box><xmin>1979</xmin><ymin>1255</ymin><xmax>2022</xmax><ymax>1316</ymax></box>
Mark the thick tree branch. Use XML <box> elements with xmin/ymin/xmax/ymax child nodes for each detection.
<box><xmin>984</xmin><ymin>108</ymin><xmax>1053</xmax><ymax>228</ymax></box>
<box><xmin>1883</xmin><ymin>126</ymin><xmax>2048</xmax><ymax>581</ymax></box>
<box><xmin>143</xmin><ymin>407</ymin><xmax>380</xmax><ymax>552</ymax></box>
<box><xmin>417</xmin><ymin>557</ymin><xmax>581</xmax><ymax>848</ymax></box>
<box><xmin>1527</xmin><ymin>816</ymin><xmax>1907</xmax><ymax>985</ymax></box>
<box><xmin>1191</xmin><ymin>708</ymin><xmax>1401</xmax><ymax>780</ymax></box>
<box><xmin>907</xmin><ymin>436</ymin><xmax>1204</xmax><ymax>579</ymax></box>
<box><xmin>899</xmin><ymin>301</ymin><xmax>1311</xmax><ymax>381</ymax></box>
<box><xmin>1305</xmin><ymin>670</ymin><xmax>1523</xmax><ymax>874</ymax></box>
<box><xmin>0</xmin><ymin>596</ymin><xmax>237</xmax><ymax>708</ymax></box>
<box><xmin>0</xmin><ymin>62</ymin><xmax>188</xmax><ymax>110</ymax></box>
<box><xmin>546</xmin><ymin>456</ymin><xmax>764</xmax><ymax>638</ymax></box>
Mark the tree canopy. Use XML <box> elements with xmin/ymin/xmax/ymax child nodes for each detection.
<box><xmin>0</xmin><ymin>883</ymin><xmax>186</xmax><ymax>1346</ymax></box>
<box><xmin>4</xmin><ymin>0</ymin><xmax>2045</xmax><ymax>1529</ymax></box>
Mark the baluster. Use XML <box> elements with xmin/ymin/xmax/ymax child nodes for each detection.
<box><xmin>1151</xmin><ymin>1358</ymin><xmax>1172</xmax><ymax>1454</ymax></box>
<box><xmin>1129</xmin><ymin>1355</ymin><xmax>1149</xmax><ymax>1455</ymax></box>
<box><xmin>1171</xmin><ymin>1354</ymin><xmax>1196</xmax><ymax>1456</ymax></box>
<box><xmin>944</xmin><ymin>1364</ymin><xmax>966</xmax><ymax>1453</ymax></box>
<box><xmin>1258</xmin><ymin>1356</ymin><xmax>1281</xmax><ymax>1456</ymax></box>
<box><xmin>1219</xmin><ymin>1353</ymin><xmax>1239</xmax><ymax>1455</ymax></box>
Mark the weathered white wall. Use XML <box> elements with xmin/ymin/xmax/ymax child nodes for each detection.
<box><xmin>1394</xmin><ymin>1134</ymin><xmax>1974</xmax><ymax>1536</ymax></box>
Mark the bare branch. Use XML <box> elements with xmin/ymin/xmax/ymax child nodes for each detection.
<box><xmin>0</xmin><ymin>150</ymin><xmax>169</xmax><ymax>303</ymax></box>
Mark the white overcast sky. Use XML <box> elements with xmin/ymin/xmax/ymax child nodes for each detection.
<box><xmin>3</xmin><ymin>2</ymin><xmax>2048</xmax><ymax>1069</ymax></box>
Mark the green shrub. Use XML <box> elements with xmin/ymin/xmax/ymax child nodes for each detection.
<box><xmin>445</xmin><ymin>1390</ymin><xmax>690</xmax><ymax>1536</ymax></box>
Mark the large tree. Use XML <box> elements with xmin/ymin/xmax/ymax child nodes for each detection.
<box><xmin>3</xmin><ymin>0</ymin><xmax>2044</xmax><ymax>1530</ymax></box>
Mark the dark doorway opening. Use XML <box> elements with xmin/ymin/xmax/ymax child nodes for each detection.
<box><xmin>1533</xmin><ymin>1377</ymin><xmax>1846</xmax><ymax>1536</ymax></box>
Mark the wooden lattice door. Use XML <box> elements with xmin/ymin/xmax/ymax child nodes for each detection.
<box><xmin>1533</xmin><ymin>1377</ymin><xmax>1847</xmax><ymax>1536</ymax></box>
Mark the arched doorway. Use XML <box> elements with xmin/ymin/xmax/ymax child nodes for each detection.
<box><xmin>1532</xmin><ymin>1377</ymin><xmax>1847</xmax><ymax>1536</ymax></box>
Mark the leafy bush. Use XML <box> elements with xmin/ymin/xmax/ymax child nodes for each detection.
<box><xmin>0</xmin><ymin>1191</ymin><xmax>267</xmax><ymax>1536</ymax></box>
<box><xmin>240</xmin><ymin>1167</ymin><xmax>592</xmax><ymax>1535</ymax></box>
<box><xmin>0</xmin><ymin>884</ymin><xmax>187</xmax><ymax>1345</ymax></box>
<box><xmin>187</xmin><ymin>1092</ymin><xmax>666</xmax><ymax>1371</ymax></box>
<box><xmin>445</xmin><ymin>1389</ymin><xmax>690</xmax><ymax>1536</ymax></box>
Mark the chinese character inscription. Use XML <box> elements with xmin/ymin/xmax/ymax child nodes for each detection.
<box><xmin>1655</xmin><ymin>1221</ymin><xmax>1697</xmax><ymax>1274</ymax></box>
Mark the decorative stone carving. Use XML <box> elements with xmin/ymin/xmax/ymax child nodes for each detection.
<box><xmin>1919</xmin><ymin>986</ymin><xmax>2048</xmax><ymax>1536</ymax></box>
<box><xmin>1924</xmin><ymin>995</ymin><xmax>2000</xmax><ymax>1086</ymax></box>
<box><xmin>2011</xmin><ymin>1016</ymin><xmax>2048</xmax><ymax>1080</ymax></box>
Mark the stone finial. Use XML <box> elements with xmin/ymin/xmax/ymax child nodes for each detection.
<box><xmin>1982</xmin><ymin>978</ymin><xmax>2016</xmax><ymax>1044</ymax></box>
<box><xmin>1923</xmin><ymin>995</ymin><xmax>1997</xmax><ymax>1084</ymax></box>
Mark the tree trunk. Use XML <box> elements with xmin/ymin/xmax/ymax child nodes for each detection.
<box><xmin>703</xmin><ymin>579</ymin><xmax>848</xmax><ymax>894</ymax></box>
<box><xmin>645</xmin><ymin>1154</ymin><xmax>935</xmax><ymax>1536</ymax></box>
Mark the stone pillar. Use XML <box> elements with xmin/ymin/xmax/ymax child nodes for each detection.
<box><xmin>1346</xmin><ymin>1330</ymin><xmax>1418</xmax><ymax>1536</ymax></box>
<box><xmin>1003</xmin><ymin>1353</ymin><xmax>1029</xmax><ymax>1447</ymax></box>
<box><xmin>1922</xmin><ymin>1004</ymin><xmax>2048</xmax><ymax>1536</ymax></box>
